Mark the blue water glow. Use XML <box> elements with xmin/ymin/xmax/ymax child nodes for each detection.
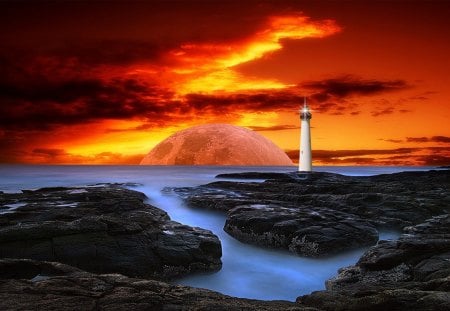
<box><xmin>0</xmin><ymin>165</ymin><xmax>436</xmax><ymax>300</ymax></box>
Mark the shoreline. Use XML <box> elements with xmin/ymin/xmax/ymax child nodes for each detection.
<box><xmin>0</xmin><ymin>169</ymin><xmax>449</xmax><ymax>309</ymax></box>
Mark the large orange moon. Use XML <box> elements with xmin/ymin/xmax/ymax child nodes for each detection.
<box><xmin>140</xmin><ymin>124</ymin><xmax>294</xmax><ymax>166</ymax></box>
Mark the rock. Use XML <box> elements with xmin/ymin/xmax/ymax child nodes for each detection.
<box><xmin>296</xmin><ymin>215</ymin><xmax>450</xmax><ymax>310</ymax></box>
<box><xmin>0</xmin><ymin>184</ymin><xmax>221</xmax><ymax>280</ymax></box>
<box><xmin>173</xmin><ymin>170</ymin><xmax>449</xmax><ymax>257</ymax></box>
<box><xmin>216</xmin><ymin>172</ymin><xmax>292</xmax><ymax>180</ymax></box>
<box><xmin>0</xmin><ymin>259</ymin><xmax>311</xmax><ymax>311</ymax></box>
<box><xmin>224</xmin><ymin>204</ymin><xmax>378</xmax><ymax>257</ymax></box>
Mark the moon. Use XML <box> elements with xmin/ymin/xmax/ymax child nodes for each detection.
<box><xmin>140</xmin><ymin>124</ymin><xmax>294</xmax><ymax>166</ymax></box>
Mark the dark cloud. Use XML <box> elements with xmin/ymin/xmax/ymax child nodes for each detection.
<box><xmin>0</xmin><ymin>77</ymin><xmax>105</xmax><ymax>103</ymax></box>
<box><xmin>106</xmin><ymin>123</ymin><xmax>160</xmax><ymax>133</ymax></box>
<box><xmin>285</xmin><ymin>147</ymin><xmax>450</xmax><ymax>166</ymax></box>
<box><xmin>407</xmin><ymin>136</ymin><xmax>450</xmax><ymax>143</ymax></box>
<box><xmin>32</xmin><ymin>148</ymin><xmax>67</xmax><ymax>157</ymax></box>
<box><xmin>53</xmin><ymin>41</ymin><xmax>169</xmax><ymax>66</ymax></box>
<box><xmin>312</xmin><ymin>101</ymin><xmax>342</xmax><ymax>113</ymax></box>
<box><xmin>406</xmin><ymin>137</ymin><xmax>429</xmax><ymax>143</ymax></box>
<box><xmin>302</xmin><ymin>75</ymin><xmax>409</xmax><ymax>99</ymax></box>
<box><xmin>0</xmin><ymin>47</ymin><xmax>308</xmax><ymax>132</ymax></box>
<box><xmin>332</xmin><ymin>157</ymin><xmax>377</xmax><ymax>164</ymax></box>
<box><xmin>313</xmin><ymin>148</ymin><xmax>419</xmax><ymax>158</ymax></box>
<box><xmin>0</xmin><ymin>1</ymin><xmax>286</xmax><ymax>55</ymax></box>
<box><xmin>108</xmin><ymin>121</ymin><xmax>303</xmax><ymax>134</ymax></box>
<box><xmin>0</xmin><ymin>70</ymin><xmax>177</xmax><ymax>130</ymax></box>
<box><xmin>380</xmin><ymin>136</ymin><xmax>450</xmax><ymax>144</ymax></box>
<box><xmin>0</xmin><ymin>68</ymin><xmax>415</xmax><ymax>133</ymax></box>
<box><xmin>1</xmin><ymin>2</ymin><xmax>323</xmax><ymax>134</ymax></box>
<box><xmin>433</xmin><ymin>136</ymin><xmax>450</xmax><ymax>143</ymax></box>
<box><xmin>184</xmin><ymin>91</ymin><xmax>303</xmax><ymax>112</ymax></box>
<box><xmin>300</xmin><ymin>75</ymin><xmax>410</xmax><ymax>115</ymax></box>
<box><xmin>416</xmin><ymin>155</ymin><xmax>450</xmax><ymax>166</ymax></box>
<box><xmin>371</xmin><ymin>107</ymin><xmax>395</xmax><ymax>117</ymax></box>
<box><xmin>380</xmin><ymin>138</ymin><xmax>403</xmax><ymax>143</ymax></box>
<box><xmin>407</xmin><ymin>91</ymin><xmax>437</xmax><ymax>102</ymax></box>
<box><xmin>0</xmin><ymin>43</ymin><xmax>165</xmax><ymax>77</ymax></box>
<box><xmin>0</xmin><ymin>57</ymin><xmax>308</xmax><ymax>133</ymax></box>
<box><xmin>248</xmin><ymin>125</ymin><xmax>299</xmax><ymax>131</ymax></box>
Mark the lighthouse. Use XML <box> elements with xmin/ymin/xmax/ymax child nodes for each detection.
<box><xmin>299</xmin><ymin>98</ymin><xmax>312</xmax><ymax>171</ymax></box>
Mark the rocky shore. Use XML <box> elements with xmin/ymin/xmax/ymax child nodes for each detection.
<box><xmin>0</xmin><ymin>184</ymin><xmax>221</xmax><ymax>280</ymax></box>
<box><xmin>298</xmin><ymin>214</ymin><xmax>450</xmax><ymax>310</ymax></box>
<box><xmin>0</xmin><ymin>215</ymin><xmax>448</xmax><ymax>310</ymax></box>
<box><xmin>174</xmin><ymin>170</ymin><xmax>449</xmax><ymax>257</ymax></box>
<box><xmin>0</xmin><ymin>169</ymin><xmax>449</xmax><ymax>310</ymax></box>
<box><xmin>0</xmin><ymin>259</ymin><xmax>305</xmax><ymax>311</ymax></box>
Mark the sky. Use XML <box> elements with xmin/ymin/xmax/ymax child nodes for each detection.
<box><xmin>0</xmin><ymin>0</ymin><xmax>449</xmax><ymax>166</ymax></box>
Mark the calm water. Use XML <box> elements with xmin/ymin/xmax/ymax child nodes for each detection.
<box><xmin>0</xmin><ymin>165</ymin><xmax>436</xmax><ymax>301</ymax></box>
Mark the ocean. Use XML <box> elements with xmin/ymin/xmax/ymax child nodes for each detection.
<box><xmin>0</xmin><ymin>165</ymin><xmax>437</xmax><ymax>301</ymax></box>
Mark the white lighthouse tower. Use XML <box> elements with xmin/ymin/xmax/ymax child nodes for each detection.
<box><xmin>299</xmin><ymin>97</ymin><xmax>312</xmax><ymax>171</ymax></box>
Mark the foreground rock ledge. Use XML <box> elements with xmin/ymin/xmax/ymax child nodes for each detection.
<box><xmin>0</xmin><ymin>184</ymin><xmax>221</xmax><ymax>280</ymax></box>
<box><xmin>0</xmin><ymin>216</ymin><xmax>447</xmax><ymax>310</ymax></box>
<box><xmin>0</xmin><ymin>259</ymin><xmax>309</xmax><ymax>311</ymax></box>
<box><xmin>173</xmin><ymin>170</ymin><xmax>449</xmax><ymax>257</ymax></box>
<box><xmin>297</xmin><ymin>214</ymin><xmax>450</xmax><ymax>311</ymax></box>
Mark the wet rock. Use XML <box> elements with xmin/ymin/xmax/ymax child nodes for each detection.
<box><xmin>0</xmin><ymin>259</ymin><xmax>311</xmax><ymax>311</ymax></box>
<box><xmin>296</xmin><ymin>215</ymin><xmax>450</xmax><ymax>310</ymax></box>
<box><xmin>224</xmin><ymin>204</ymin><xmax>378</xmax><ymax>257</ymax></box>
<box><xmin>0</xmin><ymin>184</ymin><xmax>222</xmax><ymax>280</ymax></box>
<box><xmin>174</xmin><ymin>170</ymin><xmax>449</xmax><ymax>257</ymax></box>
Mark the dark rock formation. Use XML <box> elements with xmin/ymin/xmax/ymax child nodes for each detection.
<box><xmin>173</xmin><ymin>170</ymin><xmax>449</xmax><ymax>257</ymax></box>
<box><xmin>297</xmin><ymin>214</ymin><xmax>450</xmax><ymax>310</ymax></box>
<box><xmin>0</xmin><ymin>185</ymin><xmax>221</xmax><ymax>280</ymax></box>
<box><xmin>1</xmin><ymin>169</ymin><xmax>448</xmax><ymax>310</ymax></box>
<box><xmin>0</xmin><ymin>259</ymin><xmax>311</xmax><ymax>311</ymax></box>
<box><xmin>225</xmin><ymin>204</ymin><xmax>378</xmax><ymax>256</ymax></box>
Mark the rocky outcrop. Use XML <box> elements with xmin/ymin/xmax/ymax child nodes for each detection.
<box><xmin>1</xmin><ymin>170</ymin><xmax>448</xmax><ymax>310</ymax></box>
<box><xmin>224</xmin><ymin>204</ymin><xmax>378</xmax><ymax>257</ymax></box>
<box><xmin>0</xmin><ymin>184</ymin><xmax>221</xmax><ymax>280</ymax></box>
<box><xmin>0</xmin><ymin>259</ymin><xmax>311</xmax><ymax>311</ymax></box>
<box><xmin>297</xmin><ymin>214</ymin><xmax>450</xmax><ymax>310</ymax></box>
<box><xmin>173</xmin><ymin>170</ymin><xmax>449</xmax><ymax>257</ymax></box>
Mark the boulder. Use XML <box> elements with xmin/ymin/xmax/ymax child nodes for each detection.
<box><xmin>224</xmin><ymin>204</ymin><xmax>378</xmax><ymax>257</ymax></box>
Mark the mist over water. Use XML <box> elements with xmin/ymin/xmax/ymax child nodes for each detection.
<box><xmin>0</xmin><ymin>165</ymin><xmax>433</xmax><ymax>301</ymax></box>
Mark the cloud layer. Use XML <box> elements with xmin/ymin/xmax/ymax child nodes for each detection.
<box><xmin>0</xmin><ymin>1</ymin><xmax>448</xmax><ymax>165</ymax></box>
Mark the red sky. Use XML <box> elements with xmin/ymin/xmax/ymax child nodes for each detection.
<box><xmin>0</xmin><ymin>0</ymin><xmax>449</xmax><ymax>166</ymax></box>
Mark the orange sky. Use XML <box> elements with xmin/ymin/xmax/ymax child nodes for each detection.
<box><xmin>0</xmin><ymin>0</ymin><xmax>449</xmax><ymax>165</ymax></box>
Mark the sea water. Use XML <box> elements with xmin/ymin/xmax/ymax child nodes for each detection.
<box><xmin>0</xmin><ymin>165</ymin><xmax>437</xmax><ymax>301</ymax></box>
